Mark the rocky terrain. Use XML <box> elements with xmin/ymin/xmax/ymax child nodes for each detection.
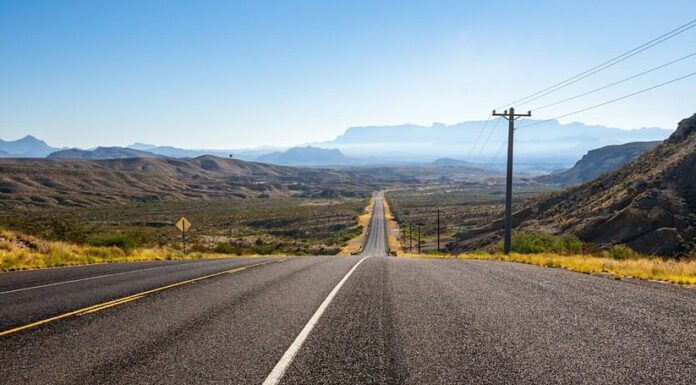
<box><xmin>536</xmin><ymin>141</ymin><xmax>660</xmax><ymax>186</ymax></box>
<box><xmin>455</xmin><ymin>113</ymin><xmax>696</xmax><ymax>257</ymax></box>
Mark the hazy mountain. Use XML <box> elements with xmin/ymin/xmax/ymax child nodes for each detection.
<box><xmin>0</xmin><ymin>135</ymin><xmax>59</xmax><ymax>157</ymax></box>
<box><xmin>431</xmin><ymin>158</ymin><xmax>477</xmax><ymax>167</ymax></box>
<box><xmin>255</xmin><ymin>146</ymin><xmax>352</xmax><ymax>166</ymax></box>
<box><xmin>126</xmin><ymin>143</ymin><xmax>279</xmax><ymax>161</ymax></box>
<box><xmin>454</xmin><ymin>113</ymin><xmax>696</xmax><ymax>257</ymax></box>
<box><xmin>316</xmin><ymin>120</ymin><xmax>671</xmax><ymax>165</ymax></box>
<box><xmin>47</xmin><ymin>147</ymin><xmax>163</xmax><ymax>160</ymax></box>
<box><xmin>536</xmin><ymin>141</ymin><xmax>661</xmax><ymax>186</ymax></box>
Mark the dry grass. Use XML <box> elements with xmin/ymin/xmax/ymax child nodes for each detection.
<box><xmin>338</xmin><ymin>195</ymin><xmax>374</xmax><ymax>256</ymax></box>
<box><xmin>0</xmin><ymin>229</ymin><xmax>266</xmax><ymax>271</ymax></box>
<box><xmin>382</xmin><ymin>197</ymin><xmax>402</xmax><ymax>255</ymax></box>
<box><xmin>402</xmin><ymin>252</ymin><xmax>696</xmax><ymax>285</ymax></box>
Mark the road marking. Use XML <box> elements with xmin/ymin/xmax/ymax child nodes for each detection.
<box><xmin>0</xmin><ymin>259</ymin><xmax>284</xmax><ymax>337</ymax></box>
<box><xmin>0</xmin><ymin>259</ymin><xmax>245</xmax><ymax>295</ymax></box>
<box><xmin>262</xmin><ymin>256</ymin><xmax>369</xmax><ymax>385</ymax></box>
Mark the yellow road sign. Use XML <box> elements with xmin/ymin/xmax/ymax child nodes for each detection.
<box><xmin>176</xmin><ymin>217</ymin><xmax>191</xmax><ymax>232</ymax></box>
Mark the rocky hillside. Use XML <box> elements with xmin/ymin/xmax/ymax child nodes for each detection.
<box><xmin>456</xmin><ymin>113</ymin><xmax>696</xmax><ymax>257</ymax></box>
<box><xmin>0</xmin><ymin>156</ymin><xmax>371</xmax><ymax>208</ymax></box>
<box><xmin>536</xmin><ymin>141</ymin><xmax>661</xmax><ymax>186</ymax></box>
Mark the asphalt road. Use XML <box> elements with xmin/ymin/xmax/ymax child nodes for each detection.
<box><xmin>1</xmin><ymin>192</ymin><xmax>695</xmax><ymax>384</ymax></box>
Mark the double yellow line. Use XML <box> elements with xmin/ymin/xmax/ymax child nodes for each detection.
<box><xmin>0</xmin><ymin>259</ymin><xmax>284</xmax><ymax>337</ymax></box>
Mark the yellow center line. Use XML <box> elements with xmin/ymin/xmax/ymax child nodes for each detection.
<box><xmin>0</xmin><ymin>258</ymin><xmax>286</xmax><ymax>337</ymax></box>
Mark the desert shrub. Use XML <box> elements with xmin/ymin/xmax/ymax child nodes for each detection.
<box><xmin>603</xmin><ymin>244</ymin><xmax>642</xmax><ymax>260</ymax></box>
<box><xmin>89</xmin><ymin>228</ymin><xmax>155</xmax><ymax>252</ymax></box>
<box><xmin>44</xmin><ymin>219</ymin><xmax>89</xmax><ymax>244</ymax></box>
<box><xmin>500</xmin><ymin>231</ymin><xmax>582</xmax><ymax>254</ymax></box>
<box><xmin>89</xmin><ymin>233</ymin><xmax>137</xmax><ymax>252</ymax></box>
<box><xmin>214</xmin><ymin>243</ymin><xmax>244</xmax><ymax>255</ymax></box>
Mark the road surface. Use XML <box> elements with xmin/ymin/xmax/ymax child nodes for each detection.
<box><xmin>1</xmin><ymin>192</ymin><xmax>695</xmax><ymax>384</ymax></box>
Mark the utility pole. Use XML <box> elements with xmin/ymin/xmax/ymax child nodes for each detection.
<box><xmin>436</xmin><ymin>209</ymin><xmax>441</xmax><ymax>252</ymax></box>
<box><xmin>417</xmin><ymin>225</ymin><xmax>421</xmax><ymax>254</ymax></box>
<box><xmin>492</xmin><ymin>107</ymin><xmax>531</xmax><ymax>254</ymax></box>
<box><xmin>409</xmin><ymin>223</ymin><xmax>412</xmax><ymax>253</ymax></box>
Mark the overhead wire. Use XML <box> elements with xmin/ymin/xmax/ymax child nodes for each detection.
<box><xmin>465</xmin><ymin>116</ymin><xmax>492</xmax><ymax>161</ymax></box>
<box><xmin>496</xmin><ymin>17</ymin><xmax>696</xmax><ymax>109</ymax></box>
<box><xmin>518</xmin><ymin>71</ymin><xmax>696</xmax><ymax>129</ymax></box>
<box><xmin>471</xmin><ymin>117</ymin><xmax>502</xmax><ymax>163</ymax></box>
<box><xmin>530</xmin><ymin>49</ymin><xmax>696</xmax><ymax>112</ymax></box>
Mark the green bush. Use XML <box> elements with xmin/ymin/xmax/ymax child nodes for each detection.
<box><xmin>499</xmin><ymin>231</ymin><xmax>583</xmax><ymax>254</ymax></box>
<box><xmin>214</xmin><ymin>243</ymin><xmax>244</xmax><ymax>255</ymax></box>
<box><xmin>602</xmin><ymin>244</ymin><xmax>642</xmax><ymax>260</ymax></box>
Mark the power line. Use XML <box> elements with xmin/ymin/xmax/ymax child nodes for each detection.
<box><xmin>496</xmin><ymin>17</ymin><xmax>696</xmax><ymax>109</ymax></box>
<box><xmin>519</xmin><ymin>71</ymin><xmax>696</xmax><ymax>129</ymax></box>
<box><xmin>530</xmin><ymin>50</ymin><xmax>696</xmax><ymax>111</ymax></box>
<box><xmin>466</xmin><ymin>116</ymin><xmax>492</xmax><ymax>161</ymax></box>
<box><xmin>471</xmin><ymin>117</ymin><xmax>502</xmax><ymax>163</ymax></box>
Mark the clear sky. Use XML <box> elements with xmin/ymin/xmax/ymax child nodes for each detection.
<box><xmin>1</xmin><ymin>0</ymin><xmax>695</xmax><ymax>149</ymax></box>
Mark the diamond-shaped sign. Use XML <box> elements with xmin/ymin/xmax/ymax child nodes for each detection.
<box><xmin>176</xmin><ymin>217</ymin><xmax>191</xmax><ymax>232</ymax></box>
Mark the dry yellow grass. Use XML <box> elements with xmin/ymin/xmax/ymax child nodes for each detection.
<box><xmin>401</xmin><ymin>252</ymin><xmax>696</xmax><ymax>285</ymax></box>
<box><xmin>382</xmin><ymin>197</ymin><xmax>402</xmax><ymax>255</ymax></box>
<box><xmin>0</xmin><ymin>229</ymin><xmax>267</xmax><ymax>271</ymax></box>
<box><xmin>338</xmin><ymin>195</ymin><xmax>374</xmax><ymax>256</ymax></box>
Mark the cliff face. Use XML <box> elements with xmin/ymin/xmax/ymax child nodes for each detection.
<box><xmin>536</xmin><ymin>141</ymin><xmax>660</xmax><ymax>186</ymax></box>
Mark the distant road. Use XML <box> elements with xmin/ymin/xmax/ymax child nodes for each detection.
<box><xmin>1</xmin><ymin>192</ymin><xmax>695</xmax><ymax>384</ymax></box>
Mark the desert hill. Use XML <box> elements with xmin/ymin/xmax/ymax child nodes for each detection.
<box><xmin>536</xmin><ymin>141</ymin><xmax>661</xmax><ymax>186</ymax></box>
<box><xmin>455</xmin><ymin>113</ymin><xmax>696</xmax><ymax>257</ymax></box>
<box><xmin>0</xmin><ymin>156</ymin><xmax>370</xmax><ymax>208</ymax></box>
<box><xmin>47</xmin><ymin>147</ymin><xmax>163</xmax><ymax>160</ymax></box>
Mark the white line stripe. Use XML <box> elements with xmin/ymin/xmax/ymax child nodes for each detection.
<box><xmin>262</xmin><ymin>256</ymin><xmax>370</xmax><ymax>385</ymax></box>
<box><xmin>0</xmin><ymin>259</ymin><xmax>249</xmax><ymax>295</ymax></box>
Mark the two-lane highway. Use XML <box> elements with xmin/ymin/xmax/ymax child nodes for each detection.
<box><xmin>1</xmin><ymin>193</ymin><xmax>695</xmax><ymax>384</ymax></box>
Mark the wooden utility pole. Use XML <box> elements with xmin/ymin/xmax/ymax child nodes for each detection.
<box><xmin>436</xmin><ymin>209</ymin><xmax>441</xmax><ymax>252</ymax></box>
<box><xmin>492</xmin><ymin>107</ymin><xmax>531</xmax><ymax>254</ymax></box>
<box><xmin>417</xmin><ymin>225</ymin><xmax>421</xmax><ymax>254</ymax></box>
<box><xmin>409</xmin><ymin>223</ymin><xmax>412</xmax><ymax>252</ymax></box>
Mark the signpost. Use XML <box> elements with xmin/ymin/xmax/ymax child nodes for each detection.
<box><xmin>176</xmin><ymin>217</ymin><xmax>192</xmax><ymax>254</ymax></box>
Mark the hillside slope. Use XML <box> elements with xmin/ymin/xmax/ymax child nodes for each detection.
<box><xmin>456</xmin><ymin>113</ymin><xmax>696</xmax><ymax>257</ymax></box>
<box><xmin>47</xmin><ymin>147</ymin><xmax>162</xmax><ymax>159</ymax></box>
<box><xmin>0</xmin><ymin>156</ymin><xmax>370</xmax><ymax>208</ymax></box>
<box><xmin>536</xmin><ymin>141</ymin><xmax>661</xmax><ymax>186</ymax></box>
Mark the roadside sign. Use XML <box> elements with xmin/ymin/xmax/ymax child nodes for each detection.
<box><xmin>176</xmin><ymin>217</ymin><xmax>191</xmax><ymax>232</ymax></box>
<box><xmin>176</xmin><ymin>217</ymin><xmax>192</xmax><ymax>253</ymax></box>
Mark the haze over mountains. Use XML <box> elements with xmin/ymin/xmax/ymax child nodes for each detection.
<box><xmin>1</xmin><ymin>119</ymin><xmax>672</xmax><ymax>168</ymax></box>
<box><xmin>316</xmin><ymin>119</ymin><xmax>671</xmax><ymax>166</ymax></box>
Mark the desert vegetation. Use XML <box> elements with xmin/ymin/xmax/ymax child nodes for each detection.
<box><xmin>0</xmin><ymin>196</ymin><xmax>369</xmax><ymax>269</ymax></box>
<box><xmin>385</xmin><ymin>184</ymin><xmax>557</xmax><ymax>253</ymax></box>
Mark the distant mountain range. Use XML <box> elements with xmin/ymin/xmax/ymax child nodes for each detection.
<box><xmin>126</xmin><ymin>143</ymin><xmax>275</xmax><ymax>160</ymax></box>
<box><xmin>0</xmin><ymin>135</ymin><xmax>60</xmax><ymax>157</ymax></box>
<box><xmin>1</xmin><ymin>118</ymin><xmax>673</xmax><ymax>167</ymax></box>
<box><xmin>315</xmin><ymin>119</ymin><xmax>672</xmax><ymax>166</ymax></box>
<box><xmin>255</xmin><ymin>146</ymin><xmax>352</xmax><ymax>166</ymax></box>
<box><xmin>48</xmin><ymin>147</ymin><xmax>162</xmax><ymax>160</ymax></box>
<box><xmin>536</xmin><ymin>141</ymin><xmax>661</xmax><ymax>186</ymax></box>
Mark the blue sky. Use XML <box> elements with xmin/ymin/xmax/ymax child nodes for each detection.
<box><xmin>1</xmin><ymin>0</ymin><xmax>695</xmax><ymax>148</ymax></box>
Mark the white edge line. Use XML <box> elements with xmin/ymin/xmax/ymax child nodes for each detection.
<box><xmin>0</xmin><ymin>258</ymin><xmax>262</xmax><ymax>295</ymax></box>
<box><xmin>262</xmin><ymin>256</ymin><xmax>370</xmax><ymax>385</ymax></box>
